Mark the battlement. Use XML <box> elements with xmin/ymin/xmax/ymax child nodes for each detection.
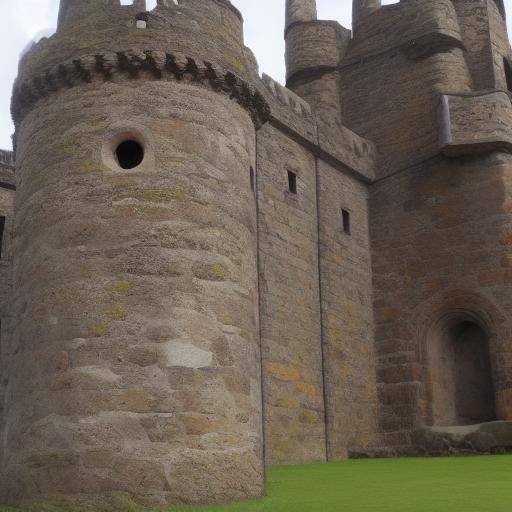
<box><xmin>261</xmin><ymin>74</ymin><xmax>312</xmax><ymax>117</ymax></box>
<box><xmin>19</xmin><ymin>0</ymin><xmax>247</xmax><ymax>85</ymax></box>
<box><xmin>58</xmin><ymin>0</ymin><xmax>242</xmax><ymax>29</ymax></box>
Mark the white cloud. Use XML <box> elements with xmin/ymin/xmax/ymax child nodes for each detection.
<box><xmin>0</xmin><ymin>0</ymin><xmax>511</xmax><ymax>150</ymax></box>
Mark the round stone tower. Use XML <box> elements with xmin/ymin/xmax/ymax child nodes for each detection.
<box><xmin>2</xmin><ymin>0</ymin><xmax>268</xmax><ymax>508</ymax></box>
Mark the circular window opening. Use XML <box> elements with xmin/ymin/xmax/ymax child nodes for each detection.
<box><xmin>115</xmin><ymin>140</ymin><xmax>144</xmax><ymax>170</ymax></box>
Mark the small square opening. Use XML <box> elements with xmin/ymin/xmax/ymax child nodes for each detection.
<box><xmin>342</xmin><ymin>209</ymin><xmax>351</xmax><ymax>235</ymax></box>
<box><xmin>287</xmin><ymin>171</ymin><xmax>297</xmax><ymax>194</ymax></box>
<box><xmin>0</xmin><ymin>216</ymin><xmax>6</xmax><ymax>258</ymax></box>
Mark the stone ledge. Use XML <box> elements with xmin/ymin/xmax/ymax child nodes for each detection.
<box><xmin>439</xmin><ymin>91</ymin><xmax>512</xmax><ymax>157</ymax></box>
<box><xmin>11</xmin><ymin>49</ymin><xmax>271</xmax><ymax>128</ymax></box>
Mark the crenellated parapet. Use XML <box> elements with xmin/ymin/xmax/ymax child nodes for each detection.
<box><xmin>262</xmin><ymin>73</ymin><xmax>312</xmax><ymax>117</ymax></box>
<box><xmin>260</xmin><ymin>74</ymin><xmax>376</xmax><ymax>181</ymax></box>
<box><xmin>18</xmin><ymin>0</ymin><xmax>248</xmax><ymax>94</ymax></box>
<box><xmin>58</xmin><ymin>0</ymin><xmax>242</xmax><ymax>29</ymax></box>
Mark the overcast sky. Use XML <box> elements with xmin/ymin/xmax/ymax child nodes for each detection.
<box><xmin>1</xmin><ymin>0</ymin><xmax>511</xmax><ymax>150</ymax></box>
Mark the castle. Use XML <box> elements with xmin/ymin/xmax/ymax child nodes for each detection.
<box><xmin>1</xmin><ymin>0</ymin><xmax>512</xmax><ymax>508</ymax></box>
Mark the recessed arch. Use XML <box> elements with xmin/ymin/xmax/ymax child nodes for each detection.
<box><xmin>425</xmin><ymin>308</ymin><xmax>496</xmax><ymax>426</ymax></box>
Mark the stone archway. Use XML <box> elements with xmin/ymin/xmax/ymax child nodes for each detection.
<box><xmin>427</xmin><ymin>316</ymin><xmax>496</xmax><ymax>427</ymax></box>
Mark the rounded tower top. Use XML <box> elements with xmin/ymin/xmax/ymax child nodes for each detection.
<box><xmin>285</xmin><ymin>0</ymin><xmax>317</xmax><ymax>32</ymax></box>
<box><xmin>12</xmin><ymin>0</ymin><xmax>272</xmax><ymax>128</ymax></box>
<box><xmin>18</xmin><ymin>0</ymin><xmax>248</xmax><ymax>85</ymax></box>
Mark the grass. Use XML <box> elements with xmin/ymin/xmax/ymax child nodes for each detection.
<box><xmin>169</xmin><ymin>456</ymin><xmax>512</xmax><ymax>512</ymax></box>
<box><xmin>1</xmin><ymin>456</ymin><xmax>511</xmax><ymax>512</ymax></box>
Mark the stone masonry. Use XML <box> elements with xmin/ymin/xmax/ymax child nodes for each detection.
<box><xmin>0</xmin><ymin>0</ymin><xmax>512</xmax><ymax>509</ymax></box>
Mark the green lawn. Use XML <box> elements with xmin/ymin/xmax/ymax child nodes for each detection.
<box><xmin>169</xmin><ymin>456</ymin><xmax>512</xmax><ymax>512</ymax></box>
<box><xmin>1</xmin><ymin>456</ymin><xmax>511</xmax><ymax>512</ymax></box>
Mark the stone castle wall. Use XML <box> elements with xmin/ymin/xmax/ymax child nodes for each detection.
<box><xmin>0</xmin><ymin>150</ymin><xmax>14</xmax><ymax>475</ymax></box>
<box><xmin>337</xmin><ymin>0</ymin><xmax>512</xmax><ymax>448</ymax></box>
<box><xmin>1</xmin><ymin>0</ymin><xmax>512</xmax><ymax>508</ymax></box>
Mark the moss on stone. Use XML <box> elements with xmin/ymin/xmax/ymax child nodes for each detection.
<box><xmin>193</xmin><ymin>263</ymin><xmax>231</xmax><ymax>281</ymax></box>
<box><xmin>208</xmin><ymin>264</ymin><xmax>230</xmax><ymax>281</ymax></box>
<box><xmin>57</xmin><ymin>144</ymin><xmax>74</xmax><ymax>156</ymax></box>
<box><xmin>79</xmin><ymin>159</ymin><xmax>104</xmax><ymax>174</ymax></box>
<box><xmin>105</xmin><ymin>280</ymin><xmax>132</xmax><ymax>295</ymax></box>
<box><xmin>109</xmin><ymin>493</ymin><xmax>143</xmax><ymax>512</ymax></box>
<box><xmin>226</xmin><ymin>54</ymin><xmax>246</xmax><ymax>74</ymax></box>
<box><xmin>276</xmin><ymin>396</ymin><xmax>301</xmax><ymax>409</ymax></box>
<box><xmin>267</xmin><ymin>362</ymin><xmax>300</xmax><ymax>382</ymax></box>
<box><xmin>294</xmin><ymin>382</ymin><xmax>320</xmax><ymax>396</ymax></box>
<box><xmin>299</xmin><ymin>410</ymin><xmax>320</xmax><ymax>424</ymax></box>
<box><xmin>79</xmin><ymin>263</ymin><xmax>91</xmax><ymax>278</ymax></box>
<box><xmin>105</xmin><ymin>306</ymin><xmax>127</xmax><ymax>321</ymax></box>
<box><xmin>90</xmin><ymin>322</ymin><xmax>110</xmax><ymax>337</ymax></box>
<box><xmin>208</xmin><ymin>27</ymin><xmax>231</xmax><ymax>41</ymax></box>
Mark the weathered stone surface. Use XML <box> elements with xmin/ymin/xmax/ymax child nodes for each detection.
<box><xmin>1</xmin><ymin>0</ymin><xmax>512</xmax><ymax>508</ymax></box>
<box><xmin>412</xmin><ymin>421</ymin><xmax>512</xmax><ymax>456</ymax></box>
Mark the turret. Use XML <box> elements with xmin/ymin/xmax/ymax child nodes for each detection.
<box><xmin>285</xmin><ymin>0</ymin><xmax>349</xmax><ymax>120</ymax></box>
<box><xmin>2</xmin><ymin>0</ymin><xmax>268</xmax><ymax>508</ymax></box>
<box><xmin>57</xmin><ymin>0</ymin><xmax>148</xmax><ymax>29</ymax></box>
<box><xmin>285</xmin><ymin>0</ymin><xmax>317</xmax><ymax>32</ymax></box>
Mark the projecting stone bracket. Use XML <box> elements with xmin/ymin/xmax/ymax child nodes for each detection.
<box><xmin>439</xmin><ymin>91</ymin><xmax>512</xmax><ymax>157</ymax></box>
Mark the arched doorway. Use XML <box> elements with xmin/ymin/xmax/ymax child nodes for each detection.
<box><xmin>428</xmin><ymin>318</ymin><xmax>496</xmax><ymax>426</ymax></box>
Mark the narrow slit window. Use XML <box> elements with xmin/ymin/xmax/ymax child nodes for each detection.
<box><xmin>0</xmin><ymin>216</ymin><xmax>6</xmax><ymax>258</ymax></box>
<box><xmin>250</xmin><ymin>167</ymin><xmax>255</xmax><ymax>192</ymax></box>
<box><xmin>504</xmin><ymin>57</ymin><xmax>512</xmax><ymax>92</ymax></box>
<box><xmin>342</xmin><ymin>209</ymin><xmax>351</xmax><ymax>235</ymax></box>
<box><xmin>288</xmin><ymin>170</ymin><xmax>297</xmax><ymax>194</ymax></box>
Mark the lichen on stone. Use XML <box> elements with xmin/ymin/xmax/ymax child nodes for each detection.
<box><xmin>90</xmin><ymin>322</ymin><xmax>110</xmax><ymax>337</ymax></box>
<box><xmin>104</xmin><ymin>280</ymin><xmax>132</xmax><ymax>295</ymax></box>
